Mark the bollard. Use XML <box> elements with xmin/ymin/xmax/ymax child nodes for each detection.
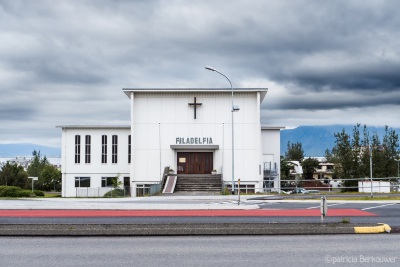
<box><xmin>238</xmin><ymin>179</ymin><xmax>241</xmax><ymax>205</ymax></box>
<box><xmin>320</xmin><ymin>196</ymin><xmax>327</xmax><ymax>222</ymax></box>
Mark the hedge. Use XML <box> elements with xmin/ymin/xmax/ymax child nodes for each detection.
<box><xmin>0</xmin><ymin>186</ymin><xmax>31</xmax><ymax>197</ymax></box>
<box><xmin>33</xmin><ymin>190</ymin><xmax>45</xmax><ymax>197</ymax></box>
<box><xmin>0</xmin><ymin>186</ymin><xmax>35</xmax><ymax>197</ymax></box>
<box><xmin>103</xmin><ymin>188</ymin><xmax>125</xmax><ymax>197</ymax></box>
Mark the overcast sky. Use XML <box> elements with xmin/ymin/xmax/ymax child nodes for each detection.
<box><xmin>1</xmin><ymin>0</ymin><xmax>400</xmax><ymax>148</ymax></box>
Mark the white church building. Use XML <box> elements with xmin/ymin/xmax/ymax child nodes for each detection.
<box><xmin>58</xmin><ymin>88</ymin><xmax>283</xmax><ymax>197</ymax></box>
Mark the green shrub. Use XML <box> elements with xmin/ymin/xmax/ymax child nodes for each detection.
<box><xmin>0</xmin><ymin>186</ymin><xmax>21</xmax><ymax>197</ymax></box>
<box><xmin>0</xmin><ymin>186</ymin><xmax>33</xmax><ymax>197</ymax></box>
<box><xmin>341</xmin><ymin>217</ymin><xmax>351</xmax><ymax>224</ymax></box>
<box><xmin>18</xmin><ymin>190</ymin><xmax>33</xmax><ymax>197</ymax></box>
<box><xmin>0</xmin><ymin>186</ymin><xmax>8</xmax><ymax>196</ymax></box>
<box><xmin>221</xmin><ymin>186</ymin><xmax>231</xmax><ymax>195</ymax></box>
<box><xmin>33</xmin><ymin>190</ymin><xmax>45</xmax><ymax>197</ymax></box>
<box><xmin>103</xmin><ymin>188</ymin><xmax>125</xmax><ymax>197</ymax></box>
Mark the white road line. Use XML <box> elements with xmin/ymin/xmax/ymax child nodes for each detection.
<box><xmin>361</xmin><ymin>203</ymin><xmax>398</xmax><ymax>211</ymax></box>
<box><xmin>306</xmin><ymin>203</ymin><xmax>345</xmax><ymax>209</ymax></box>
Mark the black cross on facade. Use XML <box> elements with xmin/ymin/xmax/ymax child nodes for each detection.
<box><xmin>188</xmin><ymin>97</ymin><xmax>202</xmax><ymax>119</ymax></box>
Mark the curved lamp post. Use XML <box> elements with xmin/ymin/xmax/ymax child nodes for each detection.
<box><xmin>369</xmin><ymin>144</ymin><xmax>373</xmax><ymax>198</ymax></box>
<box><xmin>205</xmin><ymin>66</ymin><xmax>236</xmax><ymax>195</ymax></box>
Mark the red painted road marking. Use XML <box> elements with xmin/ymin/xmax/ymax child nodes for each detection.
<box><xmin>0</xmin><ymin>209</ymin><xmax>377</xmax><ymax>217</ymax></box>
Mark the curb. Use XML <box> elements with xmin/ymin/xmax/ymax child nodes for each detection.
<box><xmin>0</xmin><ymin>223</ymin><xmax>392</xmax><ymax>236</ymax></box>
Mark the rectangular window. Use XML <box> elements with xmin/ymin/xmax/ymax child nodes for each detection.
<box><xmin>75</xmin><ymin>135</ymin><xmax>81</xmax><ymax>164</ymax></box>
<box><xmin>112</xmin><ymin>135</ymin><xmax>118</xmax><ymax>163</ymax></box>
<box><xmin>136</xmin><ymin>184</ymin><xmax>151</xmax><ymax>197</ymax></box>
<box><xmin>85</xmin><ymin>135</ymin><xmax>91</xmax><ymax>164</ymax></box>
<box><xmin>101</xmin><ymin>177</ymin><xmax>114</xmax><ymax>187</ymax></box>
<box><xmin>75</xmin><ymin>177</ymin><xmax>90</xmax><ymax>187</ymax></box>
<box><xmin>128</xmin><ymin>135</ymin><xmax>131</xmax><ymax>164</ymax></box>
<box><xmin>102</xmin><ymin>135</ymin><xmax>107</xmax><ymax>163</ymax></box>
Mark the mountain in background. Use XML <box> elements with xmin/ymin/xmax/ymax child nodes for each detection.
<box><xmin>0</xmin><ymin>143</ymin><xmax>61</xmax><ymax>158</ymax></box>
<box><xmin>281</xmin><ymin>125</ymin><xmax>400</xmax><ymax>157</ymax></box>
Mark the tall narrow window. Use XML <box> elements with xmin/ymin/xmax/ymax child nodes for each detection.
<box><xmin>112</xmin><ymin>135</ymin><xmax>118</xmax><ymax>163</ymax></box>
<box><xmin>85</xmin><ymin>135</ymin><xmax>91</xmax><ymax>164</ymax></box>
<box><xmin>74</xmin><ymin>135</ymin><xmax>81</xmax><ymax>164</ymax></box>
<box><xmin>102</xmin><ymin>135</ymin><xmax>107</xmax><ymax>164</ymax></box>
<box><xmin>128</xmin><ymin>135</ymin><xmax>131</xmax><ymax>164</ymax></box>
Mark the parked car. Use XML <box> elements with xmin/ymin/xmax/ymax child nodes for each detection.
<box><xmin>290</xmin><ymin>188</ymin><xmax>309</xmax><ymax>194</ymax></box>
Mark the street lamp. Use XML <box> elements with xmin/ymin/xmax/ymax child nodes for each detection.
<box><xmin>369</xmin><ymin>144</ymin><xmax>373</xmax><ymax>198</ymax></box>
<box><xmin>205</xmin><ymin>66</ymin><xmax>238</xmax><ymax>195</ymax></box>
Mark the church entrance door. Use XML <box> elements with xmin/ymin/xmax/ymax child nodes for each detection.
<box><xmin>177</xmin><ymin>152</ymin><xmax>213</xmax><ymax>174</ymax></box>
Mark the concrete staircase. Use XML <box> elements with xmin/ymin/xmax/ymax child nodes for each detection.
<box><xmin>175</xmin><ymin>174</ymin><xmax>222</xmax><ymax>192</ymax></box>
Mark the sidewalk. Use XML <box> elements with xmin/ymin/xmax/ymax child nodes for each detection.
<box><xmin>0</xmin><ymin>195</ymin><xmax>260</xmax><ymax>210</ymax></box>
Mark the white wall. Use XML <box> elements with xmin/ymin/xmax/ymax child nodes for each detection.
<box><xmin>131</xmin><ymin>92</ymin><xmax>264</xmax><ymax>188</ymax></box>
<box><xmin>261</xmin><ymin>128</ymin><xmax>283</xmax><ymax>190</ymax></box>
<box><xmin>61</xmin><ymin>127</ymin><xmax>130</xmax><ymax>197</ymax></box>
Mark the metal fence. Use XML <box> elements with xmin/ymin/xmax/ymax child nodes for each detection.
<box><xmin>264</xmin><ymin>177</ymin><xmax>400</xmax><ymax>194</ymax></box>
<box><xmin>75</xmin><ymin>178</ymin><xmax>399</xmax><ymax>197</ymax></box>
<box><xmin>75</xmin><ymin>187</ymin><xmax>128</xmax><ymax>197</ymax></box>
<box><xmin>75</xmin><ymin>184</ymin><xmax>163</xmax><ymax>197</ymax></box>
<box><xmin>136</xmin><ymin>183</ymin><xmax>162</xmax><ymax>197</ymax></box>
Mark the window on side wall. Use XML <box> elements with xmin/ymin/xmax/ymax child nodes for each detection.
<box><xmin>101</xmin><ymin>177</ymin><xmax>114</xmax><ymax>187</ymax></box>
<box><xmin>128</xmin><ymin>135</ymin><xmax>131</xmax><ymax>164</ymax></box>
<box><xmin>75</xmin><ymin>135</ymin><xmax>81</xmax><ymax>164</ymax></box>
<box><xmin>85</xmin><ymin>135</ymin><xmax>91</xmax><ymax>164</ymax></box>
<box><xmin>102</xmin><ymin>135</ymin><xmax>107</xmax><ymax>164</ymax></box>
<box><xmin>75</xmin><ymin>177</ymin><xmax>90</xmax><ymax>187</ymax></box>
<box><xmin>112</xmin><ymin>135</ymin><xmax>118</xmax><ymax>163</ymax></box>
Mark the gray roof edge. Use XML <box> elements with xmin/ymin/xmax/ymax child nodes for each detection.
<box><xmin>56</xmin><ymin>125</ymin><xmax>130</xmax><ymax>129</ymax></box>
<box><xmin>261</xmin><ymin>126</ymin><xmax>286</xmax><ymax>130</ymax></box>
<box><xmin>170</xmin><ymin>145</ymin><xmax>220</xmax><ymax>150</ymax></box>
<box><xmin>123</xmin><ymin>88</ymin><xmax>268</xmax><ymax>93</ymax></box>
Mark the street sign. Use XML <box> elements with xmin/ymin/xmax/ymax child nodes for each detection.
<box><xmin>28</xmin><ymin>177</ymin><xmax>38</xmax><ymax>192</ymax></box>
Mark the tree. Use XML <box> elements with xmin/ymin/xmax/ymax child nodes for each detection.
<box><xmin>27</xmin><ymin>150</ymin><xmax>61</xmax><ymax>191</ymax></box>
<box><xmin>380</xmin><ymin>126</ymin><xmax>399</xmax><ymax>178</ymax></box>
<box><xmin>285</xmin><ymin>142</ymin><xmax>304</xmax><ymax>162</ymax></box>
<box><xmin>328</xmin><ymin>124</ymin><xmax>400</xmax><ymax>191</ymax></box>
<box><xmin>111</xmin><ymin>174</ymin><xmax>122</xmax><ymax>189</ymax></box>
<box><xmin>302</xmin><ymin>158</ymin><xmax>320</xmax><ymax>180</ymax></box>
<box><xmin>331</xmin><ymin>129</ymin><xmax>353</xmax><ymax>179</ymax></box>
<box><xmin>350</xmin><ymin>124</ymin><xmax>364</xmax><ymax>178</ymax></box>
<box><xmin>280</xmin><ymin>156</ymin><xmax>292</xmax><ymax>180</ymax></box>
<box><xmin>40</xmin><ymin>165</ymin><xmax>61</xmax><ymax>191</ymax></box>
<box><xmin>0</xmin><ymin>162</ymin><xmax>28</xmax><ymax>188</ymax></box>
<box><xmin>27</xmin><ymin>150</ymin><xmax>49</xmax><ymax>178</ymax></box>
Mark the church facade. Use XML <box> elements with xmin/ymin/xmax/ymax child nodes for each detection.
<box><xmin>59</xmin><ymin>88</ymin><xmax>283</xmax><ymax>197</ymax></box>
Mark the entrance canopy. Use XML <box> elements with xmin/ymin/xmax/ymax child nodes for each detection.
<box><xmin>170</xmin><ymin>145</ymin><xmax>219</xmax><ymax>150</ymax></box>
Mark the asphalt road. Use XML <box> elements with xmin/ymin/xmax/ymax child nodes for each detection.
<box><xmin>1</xmin><ymin>235</ymin><xmax>398</xmax><ymax>267</ymax></box>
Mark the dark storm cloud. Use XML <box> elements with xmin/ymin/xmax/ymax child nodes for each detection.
<box><xmin>1</xmin><ymin>0</ymin><xmax>400</xmax><ymax>146</ymax></box>
<box><xmin>266</xmin><ymin>90</ymin><xmax>400</xmax><ymax>110</ymax></box>
<box><xmin>0</xmin><ymin>106</ymin><xmax>36</xmax><ymax>121</ymax></box>
<box><xmin>193</xmin><ymin>0</ymin><xmax>400</xmax><ymax>93</ymax></box>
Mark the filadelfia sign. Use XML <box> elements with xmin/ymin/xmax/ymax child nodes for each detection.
<box><xmin>176</xmin><ymin>137</ymin><xmax>213</xmax><ymax>145</ymax></box>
